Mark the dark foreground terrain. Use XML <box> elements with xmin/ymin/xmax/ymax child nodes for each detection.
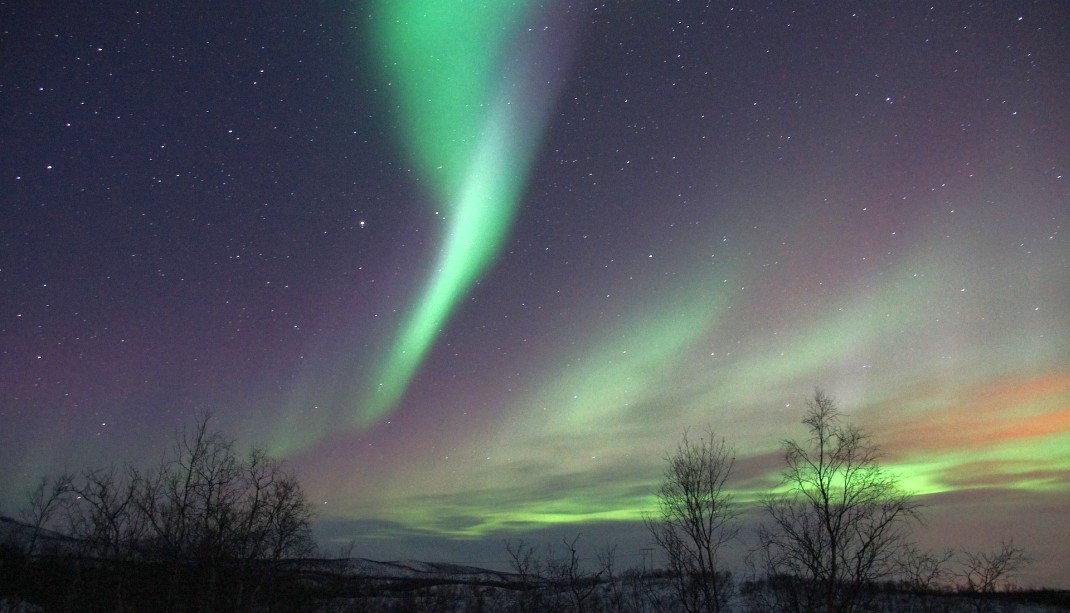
<box><xmin>3</xmin><ymin>517</ymin><xmax>1067</xmax><ymax>612</ymax></box>
<box><xmin>3</xmin><ymin>553</ymin><xmax>1068</xmax><ymax>612</ymax></box>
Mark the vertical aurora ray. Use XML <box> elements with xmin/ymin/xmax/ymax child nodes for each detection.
<box><xmin>360</xmin><ymin>1</ymin><xmax>575</xmax><ymax>425</ymax></box>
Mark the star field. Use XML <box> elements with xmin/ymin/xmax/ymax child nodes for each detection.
<box><xmin>2</xmin><ymin>1</ymin><xmax>1068</xmax><ymax>585</ymax></box>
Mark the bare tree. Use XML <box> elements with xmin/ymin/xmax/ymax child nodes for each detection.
<box><xmin>132</xmin><ymin>414</ymin><xmax>314</xmax><ymax>559</ymax></box>
<box><xmin>959</xmin><ymin>539</ymin><xmax>1029</xmax><ymax>596</ymax></box>
<box><xmin>896</xmin><ymin>544</ymin><xmax>954</xmax><ymax>592</ymax></box>
<box><xmin>20</xmin><ymin>473</ymin><xmax>73</xmax><ymax>556</ymax></box>
<box><xmin>68</xmin><ymin>466</ymin><xmax>145</xmax><ymax>560</ymax></box>
<box><xmin>506</xmin><ymin>539</ymin><xmax>544</xmax><ymax>613</ymax></box>
<box><xmin>756</xmin><ymin>390</ymin><xmax>922</xmax><ymax>613</ymax></box>
<box><xmin>7</xmin><ymin>474</ymin><xmax>76</xmax><ymax>604</ymax></box>
<box><xmin>67</xmin><ymin>465</ymin><xmax>146</xmax><ymax>612</ymax></box>
<box><xmin>598</xmin><ymin>543</ymin><xmax>626</xmax><ymax>612</ymax></box>
<box><xmin>130</xmin><ymin>413</ymin><xmax>315</xmax><ymax>611</ymax></box>
<box><xmin>505</xmin><ymin>538</ymin><xmax>540</xmax><ymax>585</ymax></box>
<box><xmin>9</xmin><ymin>413</ymin><xmax>315</xmax><ymax>612</ymax></box>
<box><xmin>542</xmin><ymin>534</ymin><xmax>603</xmax><ymax>613</ymax></box>
<box><xmin>646</xmin><ymin>429</ymin><xmax>738</xmax><ymax>613</ymax></box>
<box><xmin>893</xmin><ymin>545</ymin><xmax>955</xmax><ymax>613</ymax></box>
<box><xmin>504</xmin><ymin>536</ymin><xmax>611</xmax><ymax>613</ymax></box>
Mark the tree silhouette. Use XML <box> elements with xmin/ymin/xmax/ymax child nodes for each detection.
<box><xmin>756</xmin><ymin>390</ymin><xmax>922</xmax><ymax>613</ymax></box>
<box><xmin>7</xmin><ymin>413</ymin><xmax>315</xmax><ymax>612</ymax></box>
<box><xmin>646</xmin><ymin>428</ymin><xmax>738</xmax><ymax>612</ymax></box>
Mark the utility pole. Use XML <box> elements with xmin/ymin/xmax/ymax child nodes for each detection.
<box><xmin>640</xmin><ymin>547</ymin><xmax>655</xmax><ymax>575</ymax></box>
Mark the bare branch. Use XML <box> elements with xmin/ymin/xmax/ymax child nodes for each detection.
<box><xmin>960</xmin><ymin>539</ymin><xmax>1030</xmax><ymax>594</ymax></box>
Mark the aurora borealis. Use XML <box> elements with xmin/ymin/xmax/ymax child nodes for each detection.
<box><xmin>358</xmin><ymin>0</ymin><xmax>576</xmax><ymax>425</ymax></box>
<box><xmin>2</xmin><ymin>0</ymin><xmax>1068</xmax><ymax>587</ymax></box>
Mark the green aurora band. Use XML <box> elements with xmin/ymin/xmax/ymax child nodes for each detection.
<box><xmin>339</xmin><ymin>245</ymin><xmax>1070</xmax><ymax>534</ymax></box>
<box><xmin>314</xmin><ymin>1</ymin><xmax>1070</xmax><ymax>548</ymax></box>
<box><xmin>360</xmin><ymin>0</ymin><xmax>560</xmax><ymax>425</ymax></box>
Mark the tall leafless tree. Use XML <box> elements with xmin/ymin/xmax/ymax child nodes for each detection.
<box><xmin>646</xmin><ymin>429</ymin><xmax>738</xmax><ymax>612</ymax></box>
<box><xmin>756</xmin><ymin>390</ymin><xmax>922</xmax><ymax>613</ymax></box>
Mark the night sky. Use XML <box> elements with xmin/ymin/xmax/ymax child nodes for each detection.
<box><xmin>2</xmin><ymin>1</ymin><xmax>1068</xmax><ymax>586</ymax></box>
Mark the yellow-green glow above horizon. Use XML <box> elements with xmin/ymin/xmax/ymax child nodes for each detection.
<box><xmin>342</xmin><ymin>371</ymin><xmax>1070</xmax><ymax>536</ymax></box>
<box><xmin>317</xmin><ymin>238</ymin><xmax>1070</xmax><ymax>535</ymax></box>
